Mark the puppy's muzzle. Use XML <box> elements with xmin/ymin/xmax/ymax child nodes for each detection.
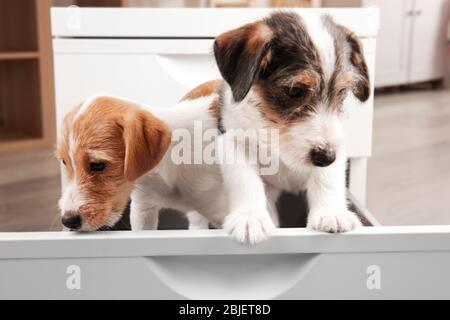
<box><xmin>310</xmin><ymin>147</ymin><xmax>336</xmax><ymax>167</ymax></box>
<box><xmin>62</xmin><ymin>212</ymin><xmax>82</xmax><ymax>230</ymax></box>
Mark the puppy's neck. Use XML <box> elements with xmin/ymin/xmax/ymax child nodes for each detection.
<box><xmin>220</xmin><ymin>84</ymin><xmax>266</xmax><ymax>132</ymax></box>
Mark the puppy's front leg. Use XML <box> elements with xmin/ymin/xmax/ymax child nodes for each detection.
<box><xmin>130</xmin><ymin>189</ymin><xmax>160</xmax><ymax>230</ymax></box>
<box><xmin>219</xmin><ymin>136</ymin><xmax>276</xmax><ymax>244</ymax></box>
<box><xmin>187</xmin><ymin>211</ymin><xmax>210</xmax><ymax>230</ymax></box>
<box><xmin>306</xmin><ymin>152</ymin><xmax>361</xmax><ymax>233</ymax></box>
<box><xmin>130</xmin><ymin>202</ymin><xmax>159</xmax><ymax>230</ymax></box>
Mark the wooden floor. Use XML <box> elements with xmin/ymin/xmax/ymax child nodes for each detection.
<box><xmin>0</xmin><ymin>148</ymin><xmax>62</xmax><ymax>231</ymax></box>
<box><xmin>367</xmin><ymin>88</ymin><xmax>450</xmax><ymax>226</ymax></box>
<box><xmin>0</xmin><ymin>88</ymin><xmax>449</xmax><ymax>231</ymax></box>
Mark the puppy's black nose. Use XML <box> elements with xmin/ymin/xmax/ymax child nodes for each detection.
<box><xmin>62</xmin><ymin>213</ymin><xmax>82</xmax><ymax>230</ymax></box>
<box><xmin>310</xmin><ymin>148</ymin><xmax>336</xmax><ymax>167</ymax></box>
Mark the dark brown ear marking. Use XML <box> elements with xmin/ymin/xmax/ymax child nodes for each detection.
<box><xmin>214</xmin><ymin>21</ymin><xmax>273</xmax><ymax>102</ymax></box>
<box><xmin>342</xmin><ymin>27</ymin><xmax>370</xmax><ymax>102</ymax></box>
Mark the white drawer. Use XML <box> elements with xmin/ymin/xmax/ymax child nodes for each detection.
<box><xmin>2</xmin><ymin>225</ymin><xmax>450</xmax><ymax>299</ymax></box>
<box><xmin>54</xmin><ymin>38</ymin><xmax>376</xmax><ymax>158</ymax></box>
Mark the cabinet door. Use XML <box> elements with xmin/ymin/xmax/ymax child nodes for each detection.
<box><xmin>409</xmin><ymin>0</ymin><xmax>448</xmax><ymax>83</ymax></box>
<box><xmin>364</xmin><ymin>0</ymin><xmax>413</xmax><ymax>87</ymax></box>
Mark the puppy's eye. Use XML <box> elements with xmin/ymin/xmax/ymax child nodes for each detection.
<box><xmin>338</xmin><ymin>88</ymin><xmax>348</xmax><ymax>96</ymax></box>
<box><xmin>62</xmin><ymin>160</ymin><xmax>66</xmax><ymax>166</ymax></box>
<box><xmin>284</xmin><ymin>86</ymin><xmax>307</xmax><ymax>98</ymax></box>
<box><xmin>89</xmin><ymin>162</ymin><xmax>106</xmax><ymax>173</ymax></box>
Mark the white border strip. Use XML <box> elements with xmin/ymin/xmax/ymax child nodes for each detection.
<box><xmin>1</xmin><ymin>226</ymin><xmax>450</xmax><ymax>259</ymax></box>
<box><xmin>51</xmin><ymin>8</ymin><xmax>380</xmax><ymax>38</ymax></box>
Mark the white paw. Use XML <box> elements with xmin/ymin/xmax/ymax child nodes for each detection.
<box><xmin>223</xmin><ymin>209</ymin><xmax>276</xmax><ymax>245</ymax></box>
<box><xmin>307</xmin><ymin>210</ymin><xmax>362</xmax><ymax>233</ymax></box>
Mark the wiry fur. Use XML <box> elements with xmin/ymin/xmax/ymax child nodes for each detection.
<box><xmin>58</xmin><ymin>11</ymin><xmax>370</xmax><ymax>244</ymax></box>
<box><xmin>132</xmin><ymin>11</ymin><xmax>369</xmax><ymax>243</ymax></box>
<box><xmin>210</xmin><ymin>11</ymin><xmax>370</xmax><ymax>241</ymax></box>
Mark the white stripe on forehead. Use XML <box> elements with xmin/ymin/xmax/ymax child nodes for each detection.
<box><xmin>74</xmin><ymin>93</ymin><xmax>106</xmax><ymax>121</ymax></box>
<box><xmin>67</xmin><ymin>94</ymin><xmax>101</xmax><ymax>169</ymax></box>
<box><xmin>68</xmin><ymin>93</ymin><xmax>107</xmax><ymax>171</ymax></box>
<box><xmin>300</xmin><ymin>13</ymin><xmax>336</xmax><ymax>82</ymax></box>
<box><xmin>69</xmin><ymin>132</ymin><xmax>77</xmax><ymax>172</ymax></box>
<box><xmin>69</xmin><ymin>93</ymin><xmax>113</xmax><ymax>147</ymax></box>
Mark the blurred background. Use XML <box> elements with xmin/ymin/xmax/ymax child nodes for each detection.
<box><xmin>0</xmin><ymin>0</ymin><xmax>449</xmax><ymax>231</ymax></box>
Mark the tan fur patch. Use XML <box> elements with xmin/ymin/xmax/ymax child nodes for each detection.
<box><xmin>247</xmin><ymin>22</ymin><xmax>273</xmax><ymax>53</ymax></box>
<box><xmin>292</xmin><ymin>70</ymin><xmax>320</xmax><ymax>89</ymax></box>
<box><xmin>254</xmin><ymin>22</ymin><xmax>273</xmax><ymax>42</ymax></box>
<box><xmin>330</xmin><ymin>73</ymin><xmax>353</xmax><ymax>109</ymax></box>
<box><xmin>181</xmin><ymin>79</ymin><xmax>222</xmax><ymax>101</ymax></box>
<box><xmin>209</xmin><ymin>97</ymin><xmax>221</xmax><ymax>120</ymax></box>
<box><xmin>252</xmin><ymin>86</ymin><xmax>285</xmax><ymax>128</ymax></box>
<box><xmin>338</xmin><ymin>25</ymin><xmax>370</xmax><ymax>101</ymax></box>
<box><xmin>260</xmin><ymin>49</ymin><xmax>272</xmax><ymax>72</ymax></box>
<box><xmin>256</xmin><ymin>100</ymin><xmax>314</xmax><ymax>132</ymax></box>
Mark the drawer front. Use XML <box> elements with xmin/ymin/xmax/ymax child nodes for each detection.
<box><xmin>3</xmin><ymin>226</ymin><xmax>450</xmax><ymax>299</ymax></box>
<box><xmin>54</xmin><ymin>38</ymin><xmax>375</xmax><ymax>158</ymax></box>
<box><xmin>1</xmin><ymin>250</ymin><xmax>450</xmax><ymax>299</ymax></box>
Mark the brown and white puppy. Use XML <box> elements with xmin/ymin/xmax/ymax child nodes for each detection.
<box><xmin>57</xmin><ymin>96</ymin><xmax>171</xmax><ymax>231</ymax></box>
<box><xmin>181</xmin><ymin>11</ymin><xmax>371</xmax><ymax>242</ymax></box>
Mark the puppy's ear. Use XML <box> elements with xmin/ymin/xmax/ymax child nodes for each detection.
<box><xmin>123</xmin><ymin>108</ymin><xmax>172</xmax><ymax>181</ymax></box>
<box><xmin>342</xmin><ymin>27</ymin><xmax>370</xmax><ymax>102</ymax></box>
<box><xmin>214</xmin><ymin>21</ymin><xmax>272</xmax><ymax>102</ymax></box>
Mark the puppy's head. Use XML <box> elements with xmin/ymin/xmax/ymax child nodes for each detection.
<box><xmin>56</xmin><ymin>96</ymin><xmax>171</xmax><ymax>231</ymax></box>
<box><xmin>214</xmin><ymin>12</ymin><xmax>370</xmax><ymax>169</ymax></box>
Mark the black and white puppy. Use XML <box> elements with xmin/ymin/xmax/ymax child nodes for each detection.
<box><xmin>182</xmin><ymin>11</ymin><xmax>371</xmax><ymax>243</ymax></box>
<box><xmin>105</xmin><ymin>11</ymin><xmax>372</xmax><ymax>244</ymax></box>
